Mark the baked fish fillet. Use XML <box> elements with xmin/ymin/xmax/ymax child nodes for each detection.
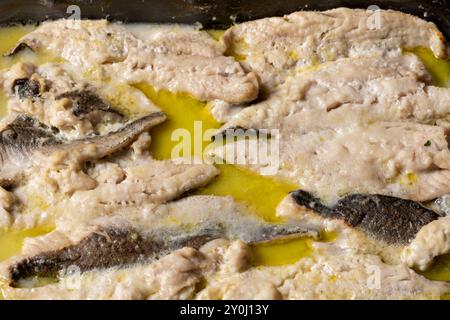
<box><xmin>291</xmin><ymin>190</ymin><xmax>439</xmax><ymax>245</ymax></box>
<box><xmin>222</xmin><ymin>7</ymin><xmax>447</xmax><ymax>88</ymax></box>
<box><xmin>0</xmin><ymin>112</ymin><xmax>166</xmax><ymax>185</ymax></box>
<box><xmin>1</xmin><ymin>195</ymin><xmax>319</xmax><ymax>286</ymax></box>
<box><xmin>7</xmin><ymin>20</ymin><xmax>259</xmax><ymax>104</ymax></box>
<box><xmin>212</xmin><ymin>56</ymin><xmax>450</xmax><ymax>201</ymax></box>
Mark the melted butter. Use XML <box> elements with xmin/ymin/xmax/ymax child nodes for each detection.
<box><xmin>419</xmin><ymin>254</ymin><xmax>450</xmax><ymax>282</ymax></box>
<box><xmin>206</xmin><ymin>29</ymin><xmax>226</xmax><ymax>41</ymax></box>
<box><xmin>320</xmin><ymin>230</ymin><xmax>339</xmax><ymax>242</ymax></box>
<box><xmin>251</xmin><ymin>237</ymin><xmax>312</xmax><ymax>266</ymax></box>
<box><xmin>14</xmin><ymin>276</ymin><xmax>59</xmax><ymax>289</ymax></box>
<box><xmin>0</xmin><ymin>227</ymin><xmax>53</xmax><ymax>262</ymax></box>
<box><xmin>224</xmin><ymin>38</ymin><xmax>247</xmax><ymax>61</ymax></box>
<box><xmin>396</xmin><ymin>172</ymin><xmax>418</xmax><ymax>188</ymax></box>
<box><xmin>0</xmin><ymin>25</ymin><xmax>63</xmax><ymax>70</ymax></box>
<box><xmin>0</xmin><ymin>92</ymin><xmax>8</xmax><ymax>118</ymax></box>
<box><xmin>136</xmin><ymin>83</ymin><xmax>220</xmax><ymax>160</ymax></box>
<box><xmin>404</xmin><ymin>47</ymin><xmax>450</xmax><ymax>87</ymax></box>
<box><xmin>441</xmin><ymin>292</ymin><xmax>450</xmax><ymax>300</ymax></box>
<box><xmin>0</xmin><ymin>25</ymin><xmax>35</xmax><ymax>56</ymax></box>
<box><xmin>197</xmin><ymin>164</ymin><xmax>297</xmax><ymax>222</ymax></box>
<box><xmin>251</xmin><ymin>230</ymin><xmax>339</xmax><ymax>266</ymax></box>
<box><xmin>99</xmin><ymin>83</ymin><xmax>149</xmax><ymax>118</ymax></box>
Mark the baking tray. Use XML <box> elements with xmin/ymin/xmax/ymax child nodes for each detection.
<box><xmin>0</xmin><ymin>0</ymin><xmax>448</xmax><ymax>40</ymax></box>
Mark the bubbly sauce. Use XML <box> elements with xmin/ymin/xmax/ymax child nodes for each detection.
<box><xmin>0</xmin><ymin>25</ymin><xmax>448</xmax><ymax>296</ymax></box>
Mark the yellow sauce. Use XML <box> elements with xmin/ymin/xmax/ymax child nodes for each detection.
<box><xmin>206</xmin><ymin>29</ymin><xmax>226</xmax><ymax>41</ymax></box>
<box><xmin>0</xmin><ymin>92</ymin><xmax>8</xmax><ymax>118</ymax></box>
<box><xmin>251</xmin><ymin>237</ymin><xmax>312</xmax><ymax>266</ymax></box>
<box><xmin>197</xmin><ymin>164</ymin><xmax>297</xmax><ymax>222</ymax></box>
<box><xmin>0</xmin><ymin>25</ymin><xmax>35</xmax><ymax>56</ymax></box>
<box><xmin>0</xmin><ymin>25</ymin><xmax>62</xmax><ymax>70</ymax></box>
<box><xmin>0</xmin><ymin>226</ymin><xmax>53</xmax><ymax>262</ymax></box>
<box><xmin>136</xmin><ymin>83</ymin><xmax>220</xmax><ymax>160</ymax></box>
<box><xmin>405</xmin><ymin>47</ymin><xmax>450</xmax><ymax>87</ymax></box>
<box><xmin>419</xmin><ymin>254</ymin><xmax>450</xmax><ymax>282</ymax></box>
<box><xmin>224</xmin><ymin>38</ymin><xmax>247</xmax><ymax>61</ymax></box>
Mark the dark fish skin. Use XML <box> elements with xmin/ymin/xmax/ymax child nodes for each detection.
<box><xmin>4</xmin><ymin>42</ymin><xmax>34</xmax><ymax>57</ymax></box>
<box><xmin>9</xmin><ymin>227</ymin><xmax>167</xmax><ymax>285</ymax></box>
<box><xmin>0</xmin><ymin>115</ymin><xmax>61</xmax><ymax>162</ymax></box>
<box><xmin>12</xmin><ymin>78</ymin><xmax>40</xmax><ymax>99</ymax></box>
<box><xmin>8</xmin><ymin>226</ymin><xmax>224</xmax><ymax>285</ymax></box>
<box><xmin>57</xmin><ymin>111</ymin><xmax>167</xmax><ymax>158</ymax></box>
<box><xmin>8</xmin><ymin>223</ymin><xmax>315</xmax><ymax>285</ymax></box>
<box><xmin>0</xmin><ymin>112</ymin><xmax>166</xmax><ymax>185</ymax></box>
<box><xmin>10</xmin><ymin>76</ymin><xmax>124</xmax><ymax>120</ymax></box>
<box><xmin>56</xmin><ymin>90</ymin><xmax>124</xmax><ymax>119</ymax></box>
<box><xmin>291</xmin><ymin>190</ymin><xmax>440</xmax><ymax>245</ymax></box>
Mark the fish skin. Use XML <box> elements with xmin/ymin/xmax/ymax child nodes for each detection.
<box><xmin>9</xmin><ymin>73</ymin><xmax>125</xmax><ymax>122</ymax></box>
<box><xmin>8</xmin><ymin>227</ymin><xmax>165</xmax><ymax>285</ymax></box>
<box><xmin>55</xmin><ymin>90</ymin><xmax>124</xmax><ymax>119</ymax></box>
<box><xmin>4</xmin><ymin>42</ymin><xmax>34</xmax><ymax>57</ymax></box>
<box><xmin>0</xmin><ymin>115</ymin><xmax>61</xmax><ymax>163</ymax></box>
<box><xmin>55</xmin><ymin>111</ymin><xmax>166</xmax><ymax>158</ymax></box>
<box><xmin>435</xmin><ymin>195</ymin><xmax>450</xmax><ymax>216</ymax></box>
<box><xmin>0</xmin><ymin>112</ymin><xmax>166</xmax><ymax>184</ymax></box>
<box><xmin>12</xmin><ymin>78</ymin><xmax>40</xmax><ymax>99</ymax></box>
<box><xmin>291</xmin><ymin>190</ymin><xmax>439</xmax><ymax>245</ymax></box>
<box><xmin>7</xmin><ymin>222</ymin><xmax>317</xmax><ymax>284</ymax></box>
